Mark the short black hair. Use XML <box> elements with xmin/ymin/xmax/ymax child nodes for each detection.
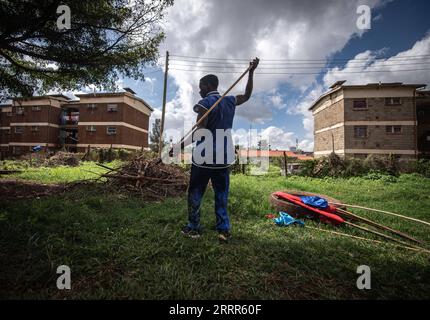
<box><xmin>200</xmin><ymin>74</ymin><xmax>218</xmax><ymax>88</ymax></box>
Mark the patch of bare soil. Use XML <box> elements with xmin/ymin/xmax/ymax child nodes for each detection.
<box><xmin>0</xmin><ymin>179</ymin><xmax>65</xmax><ymax>200</ymax></box>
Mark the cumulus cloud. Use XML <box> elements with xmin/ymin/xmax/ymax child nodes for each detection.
<box><xmin>150</xmin><ymin>0</ymin><xmax>429</xmax><ymax>152</ymax></box>
<box><xmin>158</xmin><ymin>0</ymin><xmax>385</xmax><ymax>134</ymax></box>
<box><xmin>231</xmin><ymin>125</ymin><xmax>313</xmax><ymax>151</ymax></box>
<box><xmin>323</xmin><ymin>33</ymin><xmax>430</xmax><ymax>86</ymax></box>
<box><xmin>232</xmin><ymin>126</ymin><xmax>294</xmax><ymax>150</ymax></box>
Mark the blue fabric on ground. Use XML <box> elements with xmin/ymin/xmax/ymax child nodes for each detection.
<box><xmin>300</xmin><ymin>195</ymin><xmax>328</xmax><ymax>209</ymax></box>
<box><xmin>273</xmin><ymin>212</ymin><xmax>304</xmax><ymax>227</ymax></box>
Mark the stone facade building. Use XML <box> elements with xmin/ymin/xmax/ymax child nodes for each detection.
<box><xmin>309</xmin><ymin>81</ymin><xmax>428</xmax><ymax>159</ymax></box>
<box><xmin>417</xmin><ymin>90</ymin><xmax>430</xmax><ymax>158</ymax></box>
<box><xmin>0</xmin><ymin>90</ymin><xmax>153</xmax><ymax>158</ymax></box>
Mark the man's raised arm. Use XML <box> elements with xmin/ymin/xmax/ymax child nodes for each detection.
<box><xmin>236</xmin><ymin>57</ymin><xmax>259</xmax><ymax>106</ymax></box>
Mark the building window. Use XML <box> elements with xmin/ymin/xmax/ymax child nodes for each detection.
<box><xmin>15</xmin><ymin>126</ymin><xmax>24</xmax><ymax>134</ymax></box>
<box><xmin>87</xmin><ymin>104</ymin><xmax>97</xmax><ymax>110</ymax></box>
<box><xmin>31</xmin><ymin>126</ymin><xmax>39</xmax><ymax>132</ymax></box>
<box><xmin>107</xmin><ymin>104</ymin><xmax>118</xmax><ymax>112</ymax></box>
<box><xmin>353</xmin><ymin>99</ymin><xmax>367</xmax><ymax>110</ymax></box>
<box><xmin>86</xmin><ymin>125</ymin><xmax>97</xmax><ymax>132</ymax></box>
<box><xmin>16</xmin><ymin>107</ymin><xmax>25</xmax><ymax>115</ymax></box>
<box><xmin>12</xmin><ymin>146</ymin><xmax>21</xmax><ymax>155</ymax></box>
<box><xmin>354</xmin><ymin>126</ymin><xmax>367</xmax><ymax>138</ymax></box>
<box><xmin>32</xmin><ymin>106</ymin><xmax>41</xmax><ymax>111</ymax></box>
<box><xmin>6</xmin><ymin>112</ymin><xmax>12</xmax><ymax>117</ymax></box>
<box><xmin>5</xmin><ymin>128</ymin><xmax>11</xmax><ymax>135</ymax></box>
<box><xmin>107</xmin><ymin>126</ymin><xmax>117</xmax><ymax>135</ymax></box>
<box><xmin>386</xmin><ymin>125</ymin><xmax>402</xmax><ymax>134</ymax></box>
<box><xmin>385</xmin><ymin>97</ymin><xmax>402</xmax><ymax>106</ymax></box>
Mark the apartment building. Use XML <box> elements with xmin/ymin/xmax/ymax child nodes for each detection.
<box><xmin>309</xmin><ymin>81</ymin><xmax>427</xmax><ymax>159</ymax></box>
<box><xmin>417</xmin><ymin>90</ymin><xmax>430</xmax><ymax>158</ymax></box>
<box><xmin>0</xmin><ymin>89</ymin><xmax>153</xmax><ymax>158</ymax></box>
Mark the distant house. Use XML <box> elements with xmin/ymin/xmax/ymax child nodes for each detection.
<box><xmin>238</xmin><ymin>149</ymin><xmax>313</xmax><ymax>174</ymax></box>
<box><xmin>237</xmin><ymin>149</ymin><xmax>313</xmax><ymax>161</ymax></box>
<box><xmin>179</xmin><ymin>149</ymin><xmax>313</xmax><ymax>173</ymax></box>
<box><xmin>0</xmin><ymin>90</ymin><xmax>153</xmax><ymax>158</ymax></box>
<box><xmin>309</xmin><ymin>81</ymin><xmax>428</xmax><ymax>159</ymax></box>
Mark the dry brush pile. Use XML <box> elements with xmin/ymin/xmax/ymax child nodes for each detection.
<box><xmin>99</xmin><ymin>156</ymin><xmax>189</xmax><ymax>199</ymax></box>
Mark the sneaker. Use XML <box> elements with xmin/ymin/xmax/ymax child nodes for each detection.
<box><xmin>218</xmin><ymin>231</ymin><xmax>231</xmax><ymax>243</ymax></box>
<box><xmin>181</xmin><ymin>225</ymin><xmax>201</xmax><ymax>239</ymax></box>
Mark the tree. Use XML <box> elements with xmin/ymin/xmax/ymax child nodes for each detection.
<box><xmin>149</xmin><ymin>118</ymin><xmax>166</xmax><ymax>152</ymax></box>
<box><xmin>0</xmin><ymin>0</ymin><xmax>173</xmax><ymax>99</ymax></box>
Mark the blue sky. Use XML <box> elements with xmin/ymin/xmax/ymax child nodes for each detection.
<box><xmin>115</xmin><ymin>0</ymin><xmax>430</xmax><ymax>151</ymax></box>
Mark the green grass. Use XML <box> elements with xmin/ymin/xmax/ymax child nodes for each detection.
<box><xmin>1</xmin><ymin>161</ymin><xmax>121</xmax><ymax>183</ymax></box>
<box><xmin>1</xmin><ymin>163</ymin><xmax>430</xmax><ymax>299</ymax></box>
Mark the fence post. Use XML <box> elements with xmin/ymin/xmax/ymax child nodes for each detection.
<box><xmin>283</xmin><ymin>151</ymin><xmax>288</xmax><ymax>177</ymax></box>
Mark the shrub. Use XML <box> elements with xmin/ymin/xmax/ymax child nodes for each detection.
<box><xmin>411</xmin><ymin>159</ymin><xmax>430</xmax><ymax>178</ymax></box>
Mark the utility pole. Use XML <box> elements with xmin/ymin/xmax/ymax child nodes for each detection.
<box><xmin>283</xmin><ymin>151</ymin><xmax>288</xmax><ymax>178</ymax></box>
<box><xmin>158</xmin><ymin>51</ymin><xmax>169</xmax><ymax>157</ymax></box>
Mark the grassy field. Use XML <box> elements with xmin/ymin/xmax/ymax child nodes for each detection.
<box><xmin>1</xmin><ymin>162</ymin><xmax>430</xmax><ymax>299</ymax></box>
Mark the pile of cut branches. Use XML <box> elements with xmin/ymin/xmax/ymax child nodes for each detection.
<box><xmin>99</xmin><ymin>157</ymin><xmax>189</xmax><ymax>200</ymax></box>
<box><xmin>45</xmin><ymin>152</ymin><xmax>80</xmax><ymax>167</ymax></box>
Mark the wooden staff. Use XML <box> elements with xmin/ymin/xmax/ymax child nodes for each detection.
<box><xmin>344</xmin><ymin>221</ymin><xmax>427</xmax><ymax>251</ymax></box>
<box><xmin>305</xmin><ymin>226</ymin><xmax>430</xmax><ymax>255</ymax></box>
<box><xmin>329</xmin><ymin>202</ymin><xmax>430</xmax><ymax>227</ymax></box>
<box><xmin>335</xmin><ymin>207</ymin><xmax>423</xmax><ymax>245</ymax></box>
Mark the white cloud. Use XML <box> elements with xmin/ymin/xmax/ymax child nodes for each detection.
<box><xmin>149</xmin><ymin>0</ymin><xmax>429</xmax><ymax>153</ymax></box>
<box><xmin>158</xmin><ymin>0</ymin><xmax>385</xmax><ymax>133</ymax></box>
<box><xmin>231</xmin><ymin>125</ymin><xmax>313</xmax><ymax>151</ymax></box>
<box><xmin>260</xmin><ymin>126</ymin><xmax>295</xmax><ymax>150</ymax></box>
<box><xmin>323</xmin><ymin>33</ymin><xmax>430</xmax><ymax>86</ymax></box>
<box><xmin>269</xmin><ymin>93</ymin><xmax>286</xmax><ymax>109</ymax></box>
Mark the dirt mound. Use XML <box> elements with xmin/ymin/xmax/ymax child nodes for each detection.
<box><xmin>101</xmin><ymin>157</ymin><xmax>189</xmax><ymax>199</ymax></box>
<box><xmin>44</xmin><ymin>152</ymin><xmax>80</xmax><ymax>167</ymax></box>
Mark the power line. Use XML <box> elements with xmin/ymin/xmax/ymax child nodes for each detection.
<box><xmin>169</xmin><ymin>67</ymin><xmax>430</xmax><ymax>75</ymax></box>
<box><xmin>169</xmin><ymin>61</ymin><xmax>430</xmax><ymax>70</ymax></box>
<box><xmin>169</xmin><ymin>58</ymin><xmax>430</xmax><ymax>66</ymax></box>
<box><xmin>170</xmin><ymin>53</ymin><xmax>430</xmax><ymax>62</ymax></box>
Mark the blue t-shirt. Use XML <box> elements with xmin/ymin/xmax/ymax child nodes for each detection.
<box><xmin>192</xmin><ymin>91</ymin><xmax>237</xmax><ymax>168</ymax></box>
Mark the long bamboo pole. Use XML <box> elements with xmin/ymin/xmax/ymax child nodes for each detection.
<box><xmin>305</xmin><ymin>226</ymin><xmax>430</xmax><ymax>254</ymax></box>
<box><xmin>335</xmin><ymin>207</ymin><xmax>423</xmax><ymax>244</ymax></box>
<box><xmin>329</xmin><ymin>202</ymin><xmax>430</xmax><ymax>227</ymax></box>
<box><xmin>344</xmin><ymin>221</ymin><xmax>427</xmax><ymax>251</ymax></box>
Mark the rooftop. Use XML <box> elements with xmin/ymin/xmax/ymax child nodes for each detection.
<box><xmin>75</xmin><ymin>91</ymin><xmax>153</xmax><ymax>111</ymax></box>
<box><xmin>309</xmin><ymin>81</ymin><xmax>427</xmax><ymax>111</ymax></box>
<box><xmin>9</xmin><ymin>90</ymin><xmax>153</xmax><ymax>111</ymax></box>
<box><xmin>11</xmin><ymin>94</ymin><xmax>71</xmax><ymax>102</ymax></box>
